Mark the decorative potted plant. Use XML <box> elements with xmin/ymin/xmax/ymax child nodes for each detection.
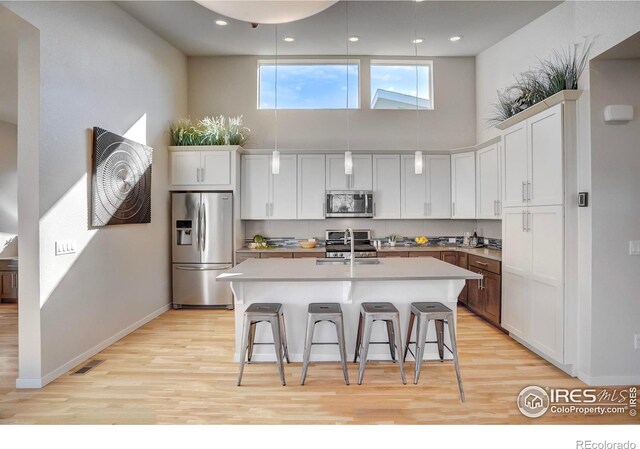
<box><xmin>489</xmin><ymin>41</ymin><xmax>591</xmax><ymax>127</ymax></box>
<box><xmin>169</xmin><ymin>115</ymin><xmax>250</xmax><ymax>147</ymax></box>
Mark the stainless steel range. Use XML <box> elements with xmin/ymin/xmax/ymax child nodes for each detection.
<box><xmin>325</xmin><ymin>229</ymin><xmax>377</xmax><ymax>259</ymax></box>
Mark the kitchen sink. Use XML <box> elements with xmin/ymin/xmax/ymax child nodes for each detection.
<box><xmin>316</xmin><ymin>258</ymin><xmax>381</xmax><ymax>266</ymax></box>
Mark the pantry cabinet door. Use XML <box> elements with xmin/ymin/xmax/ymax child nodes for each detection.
<box><xmin>400</xmin><ymin>154</ymin><xmax>427</xmax><ymax>218</ymax></box>
<box><xmin>528</xmin><ymin>104</ymin><xmax>564</xmax><ymax>207</ymax></box>
<box><xmin>171</xmin><ymin>151</ymin><xmax>201</xmax><ymax>186</ymax></box>
<box><xmin>270</xmin><ymin>154</ymin><xmax>297</xmax><ymax>219</ymax></box>
<box><xmin>241</xmin><ymin>155</ymin><xmax>270</xmax><ymax>219</ymax></box>
<box><xmin>502</xmin><ymin>122</ymin><xmax>528</xmax><ymax>208</ymax></box>
<box><xmin>451</xmin><ymin>152</ymin><xmax>476</xmax><ymax>219</ymax></box>
<box><xmin>501</xmin><ymin>207</ymin><xmax>530</xmax><ymax>339</ymax></box>
<box><xmin>372</xmin><ymin>155</ymin><xmax>400</xmax><ymax>219</ymax></box>
<box><xmin>297</xmin><ymin>154</ymin><xmax>326</xmax><ymax>219</ymax></box>
<box><xmin>426</xmin><ymin>155</ymin><xmax>451</xmax><ymax>218</ymax></box>
<box><xmin>528</xmin><ymin>205</ymin><xmax>564</xmax><ymax>363</ymax></box>
<box><xmin>476</xmin><ymin>143</ymin><xmax>500</xmax><ymax>219</ymax></box>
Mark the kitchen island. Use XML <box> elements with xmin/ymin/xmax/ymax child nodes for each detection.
<box><xmin>217</xmin><ymin>257</ymin><xmax>482</xmax><ymax>363</ymax></box>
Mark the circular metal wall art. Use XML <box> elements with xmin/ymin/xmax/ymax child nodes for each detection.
<box><xmin>92</xmin><ymin>127</ymin><xmax>153</xmax><ymax>226</ymax></box>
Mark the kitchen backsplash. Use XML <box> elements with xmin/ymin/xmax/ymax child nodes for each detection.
<box><xmin>245</xmin><ymin>219</ymin><xmax>502</xmax><ymax>242</ymax></box>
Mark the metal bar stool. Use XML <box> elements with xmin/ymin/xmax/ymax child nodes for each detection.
<box><xmin>353</xmin><ymin>302</ymin><xmax>406</xmax><ymax>385</ymax></box>
<box><xmin>403</xmin><ymin>302</ymin><xmax>464</xmax><ymax>401</ymax></box>
<box><xmin>237</xmin><ymin>303</ymin><xmax>290</xmax><ymax>386</ymax></box>
<box><xmin>300</xmin><ymin>303</ymin><xmax>350</xmax><ymax>385</ymax></box>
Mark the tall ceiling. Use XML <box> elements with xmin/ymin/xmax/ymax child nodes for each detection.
<box><xmin>0</xmin><ymin>8</ymin><xmax>19</xmax><ymax>125</ymax></box>
<box><xmin>118</xmin><ymin>0</ymin><xmax>561</xmax><ymax>57</ymax></box>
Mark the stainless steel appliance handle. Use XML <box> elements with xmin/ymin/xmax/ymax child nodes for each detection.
<box><xmin>196</xmin><ymin>202</ymin><xmax>202</xmax><ymax>251</ymax></box>
<box><xmin>175</xmin><ymin>265</ymin><xmax>231</xmax><ymax>271</ymax></box>
<box><xmin>365</xmin><ymin>194</ymin><xmax>369</xmax><ymax>214</ymax></box>
<box><xmin>202</xmin><ymin>201</ymin><xmax>207</xmax><ymax>252</ymax></box>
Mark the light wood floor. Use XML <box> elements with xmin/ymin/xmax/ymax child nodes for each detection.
<box><xmin>0</xmin><ymin>303</ymin><xmax>636</xmax><ymax>424</ymax></box>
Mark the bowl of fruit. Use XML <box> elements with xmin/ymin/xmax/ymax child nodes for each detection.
<box><xmin>414</xmin><ymin>236</ymin><xmax>429</xmax><ymax>246</ymax></box>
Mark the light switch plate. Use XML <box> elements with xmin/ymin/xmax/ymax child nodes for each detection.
<box><xmin>55</xmin><ymin>240</ymin><xmax>77</xmax><ymax>256</ymax></box>
<box><xmin>448</xmin><ymin>238</ymin><xmax>456</xmax><ymax>243</ymax></box>
<box><xmin>629</xmin><ymin>241</ymin><xmax>640</xmax><ymax>256</ymax></box>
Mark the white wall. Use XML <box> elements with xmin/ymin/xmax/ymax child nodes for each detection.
<box><xmin>5</xmin><ymin>1</ymin><xmax>187</xmax><ymax>385</ymax></box>
<box><xmin>0</xmin><ymin>120</ymin><xmax>18</xmax><ymax>240</ymax></box>
<box><xmin>475</xmin><ymin>1</ymin><xmax>640</xmax><ymax>384</ymax></box>
<box><xmin>188</xmin><ymin>56</ymin><xmax>476</xmax><ymax>150</ymax></box>
<box><xmin>589</xmin><ymin>59</ymin><xmax>640</xmax><ymax>383</ymax></box>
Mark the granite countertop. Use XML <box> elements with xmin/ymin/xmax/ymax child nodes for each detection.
<box><xmin>217</xmin><ymin>257</ymin><xmax>483</xmax><ymax>283</ymax></box>
<box><xmin>237</xmin><ymin>245</ymin><xmax>501</xmax><ymax>261</ymax></box>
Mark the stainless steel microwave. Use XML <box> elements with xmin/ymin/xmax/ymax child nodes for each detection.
<box><xmin>325</xmin><ymin>191</ymin><xmax>374</xmax><ymax>218</ymax></box>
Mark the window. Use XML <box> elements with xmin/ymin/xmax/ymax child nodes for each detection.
<box><xmin>258</xmin><ymin>60</ymin><xmax>359</xmax><ymax>109</ymax></box>
<box><xmin>370</xmin><ymin>60</ymin><xmax>433</xmax><ymax>110</ymax></box>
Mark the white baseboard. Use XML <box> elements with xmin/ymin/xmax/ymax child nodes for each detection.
<box><xmin>510</xmin><ymin>334</ymin><xmax>576</xmax><ymax>376</ymax></box>
<box><xmin>15</xmin><ymin>303</ymin><xmax>171</xmax><ymax>389</ymax></box>
<box><xmin>578</xmin><ymin>372</ymin><xmax>640</xmax><ymax>387</ymax></box>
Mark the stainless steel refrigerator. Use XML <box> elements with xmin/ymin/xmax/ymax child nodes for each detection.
<box><xmin>171</xmin><ymin>192</ymin><xmax>233</xmax><ymax>308</ymax></box>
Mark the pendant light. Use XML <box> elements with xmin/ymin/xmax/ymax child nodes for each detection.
<box><xmin>344</xmin><ymin>1</ymin><xmax>352</xmax><ymax>175</ymax></box>
<box><xmin>413</xmin><ymin>0</ymin><xmax>423</xmax><ymax>175</ymax></box>
<box><xmin>272</xmin><ymin>24</ymin><xmax>280</xmax><ymax>175</ymax></box>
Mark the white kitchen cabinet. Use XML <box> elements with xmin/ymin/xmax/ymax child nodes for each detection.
<box><xmin>170</xmin><ymin>146</ymin><xmax>238</xmax><ymax>190</ymax></box>
<box><xmin>425</xmin><ymin>155</ymin><xmax>451</xmax><ymax>218</ymax></box>
<box><xmin>528</xmin><ymin>205</ymin><xmax>564</xmax><ymax>362</ymax></box>
<box><xmin>326</xmin><ymin>154</ymin><xmax>372</xmax><ymax>191</ymax></box>
<box><xmin>528</xmin><ymin>104</ymin><xmax>563</xmax><ymax>206</ymax></box>
<box><xmin>503</xmin><ymin>103</ymin><xmax>564</xmax><ymax>208</ymax></box>
<box><xmin>171</xmin><ymin>151</ymin><xmax>201</xmax><ymax>186</ymax></box>
<box><xmin>241</xmin><ymin>154</ymin><xmax>297</xmax><ymax>220</ymax></box>
<box><xmin>400</xmin><ymin>154</ymin><xmax>450</xmax><ymax>219</ymax></box>
<box><xmin>501</xmin><ymin>205</ymin><xmax>564</xmax><ymax>363</ymax></box>
<box><xmin>270</xmin><ymin>154</ymin><xmax>297</xmax><ymax>219</ymax></box>
<box><xmin>372</xmin><ymin>155</ymin><xmax>401</xmax><ymax>219</ymax></box>
<box><xmin>451</xmin><ymin>152</ymin><xmax>476</xmax><ymax>219</ymax></box>
<box><xmin>400</xmin><ymin>154</ymin><xmax>427</xmax><ymax>218</ymax></box>
<box><xmin>476</xmin><ymin>143</ymin><xmax>501</xmax><ymax>219</ymax></box>
<box><xmin>241</xmin><ymin>155</ymin><xmax>270</xmax><ymax>219</ymax></box>
<box><xmin>201</xmin><ymin>151</ymin><xmax>231</xmax><ymax>185</ymax></box>
<box><xmin>297</xmin><ymin>154</ymin><xmax>326</xmax><ymax>219</ymax></box>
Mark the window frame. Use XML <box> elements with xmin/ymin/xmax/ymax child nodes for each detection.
<box><xmin>257</xmin><ymin>58</ymin><xmax>362</xmax><ymax>110</ymax></box>
<box><xmin>369</xmin><ymin>59</ymin><xmax>434</xmax><ymax>110</ymax></box>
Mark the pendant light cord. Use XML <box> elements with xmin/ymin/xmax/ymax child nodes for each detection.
<box><xmin>275</xmin><ymin>23</ymin><xmax>278</xmax><ymax>152</ymax></box>
<box><xmin>346</xmin><ymin>0</ymin><xmax>350</xmax><ymax>153</ymax></box>
<box><xmin>414</xmin><ymin>0</ymin><xmax>419</xmax><ymax>153</ymax></box>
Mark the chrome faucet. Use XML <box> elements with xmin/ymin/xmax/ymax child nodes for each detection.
<box><xmin>344</xmin><ymin>228</ymin><xmax>355</xmax><ymax>265</ymax></box>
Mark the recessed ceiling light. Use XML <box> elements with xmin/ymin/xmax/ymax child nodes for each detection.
<box><xmin>412</xmin><ymin>38</ymin><xmax>424</xmax><ymax>44</ymax></box>
<box><xmin>283</xmin><ymin>36</ymin><xmax>295</xmax><ymax>42</ymax></box>
<box><xmin>449</xmin><ymin>35</ymin><xmax>463</xmax><ymax>42</ymax></box>
<box><xmin>349</xmin><ymin>36</ymin><xmax>359</xmax><ymax>42</ymax></box>
<box><xmin>215</xmin><ymin>19</ymin><xmax>228</xmax><ymax>26</ymax></box>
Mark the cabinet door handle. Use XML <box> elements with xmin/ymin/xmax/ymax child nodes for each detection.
<box><xmin>270</xmin><ymin>202</ymin><xmax>274</xmax><ymax>216</ymax></box>
<box><xmin>522</xmin><ymin>181</ymin><xmax>526</xmax><ymax>202</ymax></box>
<box><xmin>266</xmin><ymin>202</ymin><xmax>269</xmax><ymax>217</ymax></box>
<box><xmin>476</xmin><ymin>261</ymin><xmax>488</xmax><ymax>266</ymax></box>
<box><xmin>527</xmin><ymin>211</ymin><xmax>531</xmax><ymax>232</ymax></box>
<box><xmin>522</xmin><ymin>210</ymin><xmax>526</xmax><ymax>232</ymax></box>
<box><xmin>201</xmin><ymin>168</ymin><xmax>206</xmax><ymax>183</ymax></box>
<box><xmin>527</xmin><ymin>182</ymin><xmax>532</xmax><ymax>201</ymax></box>
<box><xmin>373</xmin><ymin>202</ymin><xmax>376</xmax><ymax>216</ymax></box>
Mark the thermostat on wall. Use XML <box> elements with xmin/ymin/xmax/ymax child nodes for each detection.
<box><xmin>604</xmin><ymin>105</ymin><xmax>634</xmax><ymax>123</ymax></box>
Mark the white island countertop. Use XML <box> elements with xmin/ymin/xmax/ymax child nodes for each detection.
<box><xmin>217</xmin><ymin>257</ymin><xmax>482</xmax><ymax>283</ymax></box>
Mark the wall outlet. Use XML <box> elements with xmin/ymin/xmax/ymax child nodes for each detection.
<box><xmin>635</xmin><ymin>335</ymin><xmax>640</xmax><ymax>350</ymax></box>
<box><xmin>448</xmin><ymin>238</ymin><xmax>456</xmax><ymax>243</ymax></box>
<box><xmin>629</xmin><ymin>241</ymin><xmax>640</xmax><ymax>256</ymax></box>
<box><xmin>484</xmin><ymin>238</ymin><xmax>490</xmax><ymax>245</ymax></box>
<box><xmin>55</xmin><ymin>240</ymin><xmax>76</xmax><ymax>256</ymax></box>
